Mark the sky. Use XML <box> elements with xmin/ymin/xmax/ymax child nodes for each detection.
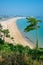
<box><xmin>0</xmin><ymin>0</ymin><xmax>43</xmax><ymax>16</ymax></box>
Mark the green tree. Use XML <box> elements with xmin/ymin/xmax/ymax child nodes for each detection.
<box><xmin>2</xmin><ymin>29</ymin><xmax>10</xmax><ymax>41</ymax></box>
<box><xmin>24</xmin><ymin>17</ymin><xmax>42</xmax><ymax>49</ymax></box>
<box><xmin>0</xmin><ymin>24</ymin><xmax>4</xmax><ymax>44</ymax></box>
<box><xmin>0</xmin><ymin>24</ymin><xmax>11</xmax><ymax>43</ymax></box>
<box><xmin>0</xmin><ymin>24</ymin><xmax>2</xmax><ymax>38</ymax></box>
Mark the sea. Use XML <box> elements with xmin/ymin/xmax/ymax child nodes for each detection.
<box><xmin>16</xmin><ymin>17</ymin><xmax>43</xmax><ymax>48</ymax></box>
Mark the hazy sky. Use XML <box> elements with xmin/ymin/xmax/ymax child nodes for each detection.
<box><xmin>0</xmin><ymin>0</ymin><xmax>43</xmax><ymax>16</ymax></box>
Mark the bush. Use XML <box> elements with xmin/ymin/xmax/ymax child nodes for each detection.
<box><xmin>0</xmin><ymin>38</ymin><xmax>4</xmax><ymax>45</ymax></box>
<box><xmin>0</xmin><ymin>42</ymin><xmax>43</xmax><ymax>65</ymax></box>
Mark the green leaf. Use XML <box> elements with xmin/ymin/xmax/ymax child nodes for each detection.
<box><xmin>24</xmin><ymin>26</ymin><xmax>35</xmax><ymax>32</ymax></box>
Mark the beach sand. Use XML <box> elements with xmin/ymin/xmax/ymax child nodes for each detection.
<box><xmin>0</xmin><ymin>17</ymin><xmax>35</xmax><ymax>49</ymax></box>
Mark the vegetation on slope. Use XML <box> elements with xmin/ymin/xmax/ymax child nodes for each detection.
<box><xmin>0</xmin><ymin>39</ymin><xmax>43</xmax><ymax>65</ymax></box>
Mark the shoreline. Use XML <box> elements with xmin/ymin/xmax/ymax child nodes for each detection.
<box><xmin>0</xmin><ymin>17</ymin><xmax>35</xmax><ymax>49</ymax></box>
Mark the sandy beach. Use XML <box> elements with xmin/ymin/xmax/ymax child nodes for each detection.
<box><xmin>0</xmin><ymin>17</ymin><xmax>35</xmax><ymax>49</ymax></box>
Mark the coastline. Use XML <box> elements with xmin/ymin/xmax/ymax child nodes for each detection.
<box><xmin>0</xmin><ymin>17</ymin><xmax>35</xmax><ymax>49</ymax></box>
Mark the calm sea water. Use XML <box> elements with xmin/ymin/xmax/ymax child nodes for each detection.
<box><xmin>16</xmin><ymin>17</ymin><xmax>43</xmax><ymax>48</ymax></box>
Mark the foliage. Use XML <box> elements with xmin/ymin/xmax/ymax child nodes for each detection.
<box><xmin>0</xmin><ymin>24</ymin><xmax>11</xmax><ymax>43</ymax></box>
<box><xmin>0</xmin><ymin>38</ymin><xmax>4</xmax><ymax>45</ymax></box>
<box><xmin>0</xmin><ymin>40</ymin><xmax>43</xmax><ymax>65</ymax></box>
